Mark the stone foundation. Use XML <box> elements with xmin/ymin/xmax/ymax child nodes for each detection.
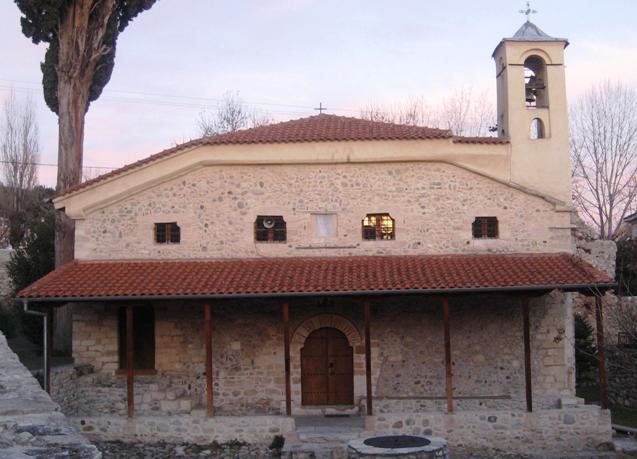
<box><xmin>72</xmin><ymin>415</ymin><xmax>294</xmax><ymax>444</ymax></box>
<box><xmin>369</xmin><ymin>407</ymin><xmax>612</xmax><ymax>454</ymax></box>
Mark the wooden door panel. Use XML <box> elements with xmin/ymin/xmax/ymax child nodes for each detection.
<box><xmin>301</xmin><ymin>327</ymin><xmax>354</xmax><ymax>406</ymax></box>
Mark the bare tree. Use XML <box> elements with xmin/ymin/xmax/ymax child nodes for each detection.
<box><xmin>360</xmin><ymin>87</ymin><xmax>495</xmax><ymax>137</ymax></box>
<box><xmin>197</xmin><ymin>92</ymin><xmax>274</xmax><ymax>137</ymax></box>
<box><xmin>0</xmin><ymin>91</ymin><xmax>40</xmax><ymax>247</ymax></box>
<box><xmin>571</xmin><ymin>81</ymin><xmax>637</xmax><ymax>239</ymax></box>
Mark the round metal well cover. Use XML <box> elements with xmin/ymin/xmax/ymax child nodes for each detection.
<box><xmin>363</xmin><ymin>435</ymin><xmax>431</xmax><ymax>449</ymax></box>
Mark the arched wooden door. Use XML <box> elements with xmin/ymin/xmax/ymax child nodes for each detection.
<box><xmin>301</xmin><ymin>327</ymin><xmax>354</xmax><ymax>405</ymax></box>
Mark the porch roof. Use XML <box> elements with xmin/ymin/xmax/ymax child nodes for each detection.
<box><xmin>16</xmin><ymin>253</ymin><xmax>614</xmax><ymax>303</ymax></box>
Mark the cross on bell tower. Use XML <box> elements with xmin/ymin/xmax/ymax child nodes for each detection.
<box><xmin>519</xmin><ymin>2</ymin><xmax>537</xmax><ymax>21</ymax></box>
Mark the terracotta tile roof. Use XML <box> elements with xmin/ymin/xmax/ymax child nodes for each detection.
<box><xmin>56</xmin><ymin>114</ymin><xmax>499</xmax><ymax>199</ymax></box>
<box><xmin>452</xmin><ymin>136</ymin><xmax>509</xmax><ymax>145</ymax></box>
<box><xmin>17</xmin><ymin>253</ymin><xmax>614</xmax><ymax>301</ymax></box>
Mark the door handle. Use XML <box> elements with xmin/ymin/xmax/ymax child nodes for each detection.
<box><xmin>328</xmin><ymin>362</ymin><xmax>335</xmax><ymax>375</ymax></box>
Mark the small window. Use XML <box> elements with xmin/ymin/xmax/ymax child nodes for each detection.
<box><xmin>255</xmin><ymin>215</ymin><xmax>286</xmax><ymax>242</ymax></box>
<box><xmin>472</xmin><ymin>217</ymin><xmax>499</xmax><ymax>239</ymax></box>
<box><xmin>362</xmin><ymin>213</ymin><xmax>395</xmax><ymax>240</ymax></box>
<box><xmin>530</xmin><ymin>118</ymin><xmax>545</xmax><ymax>139</ymax></box>
<box><xmin>313</xmin><ymin>213</ymin><xmax>336</xmax><ymax>238</ymax></box>
<box><xmin>154</xmin><ymin>222</ymin><xmax>180</xmax><ymax>244</ymax></box>
<box><xmin>118</xmin><ymin>305</ymin><xmax>155</xmax><ymax>371</ymax></box>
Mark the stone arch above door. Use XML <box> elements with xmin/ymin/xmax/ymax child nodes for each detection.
<box><xmin>291</xmin><ymin>314</ymin><xmax>362</xmax><ymax>349</ymax></box>
<box><xmin>290</xmin><ymin>314</ymin><xmax>365</xmax><ymax>414</ymax></box>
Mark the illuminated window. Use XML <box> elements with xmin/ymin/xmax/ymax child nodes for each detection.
<box><xmin>472</xmin><ymin>217</ymin><xmax>499</xmax><ymax>239</ymax></box>
<box><xmin>154</xmin><ymin>222</ymin><xmax>180</xmax><ymax>244</ymax></box>
<box><xmin>255</xmin><ymin>215</ymin><xmax>286</xmax><ymax>242</ymax></box>
<box><xmin>362</xmin><ymin>213</ymin><xmax>395</xmax><ymax>240</ymax></box>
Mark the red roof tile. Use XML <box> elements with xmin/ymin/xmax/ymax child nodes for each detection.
<box><xmin>453</xmin><ymin>136</ymin><xmax>509</xmax><ymax>145</ymax></box>
<box><xmin>56</xmin><ymin>115</ymin><xmax>457</xmax><ymax>198</ymax></box>
<box><xmin>16</xmin><ymin>253</ymin><xmax>614</xmax><ymax>301</ymax></box>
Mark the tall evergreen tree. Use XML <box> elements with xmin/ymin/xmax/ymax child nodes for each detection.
<box><xmin>14</xmin><ymin>0</ymin><xmax>156</xmax><ymax>265</ymax></box>
<box><xmin>14</xmin><ymin>0</ymin><xmax>156</xmax><ymax>352</ymax></box>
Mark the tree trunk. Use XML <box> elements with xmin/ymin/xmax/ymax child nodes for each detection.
<box><xmin>52</xmin><ymin>1</ymin><xmax>98</xmax><ymax>354</ymax></box>
<box><xmin>53</xmin><ymin>79</ymin><xmax>87</xmax><ymax>353</ymax></box>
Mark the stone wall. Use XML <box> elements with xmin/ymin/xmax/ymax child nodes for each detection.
<box><xmin>0</xmin><ymin>332</ymin><xmax>99</xmax><ymax>458</ymax></box>
<box><xmin>72</xmin><ymin>415</ymin><xmax>294</xmax><ymax>444</ymax></box>
<box><xmin>369</xmin><ymin>406</ymin><xmax>612</xmax><ymax>454</ymax></box>
<box><xmin>62</xmin><ymin>291</ymin><xmax>574</xmax><ymax>417</ymax></box>
<box><xmin>608</xmin><ymin>346</ymin><xmax>637</xmax><ymax>409</ymax></box>
<box><xmin>75</xmin><ymin>162</ymin><xmax>572</xmax><ymax>260</ymax></box>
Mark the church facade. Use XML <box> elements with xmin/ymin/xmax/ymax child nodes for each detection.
<box><xmin>18</xmin><ymin>21</ymin><xmax>615</xmax><ymax>454</ymax></box>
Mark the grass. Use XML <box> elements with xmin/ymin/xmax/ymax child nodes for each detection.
<box><xmin>577</xmin><ymin>385</ymin><xmax>637</xmax><ymax>429</ymax></box>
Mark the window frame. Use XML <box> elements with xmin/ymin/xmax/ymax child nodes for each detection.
<box><xmin>254</xmin><ymin>215</ymin><xmax>287</xmax><ymax>243</ymax></box>
<box><xmin>472</xmin><ymin>216</ymin><xmax>499</xmax><ymax>239</ymax></box>
<box><xmin>154</xmin><ymin>222</ymin><xmax>180</xmax><ymax>244</ymax></box>
<box><xmin>117</xmin><ymin>305</ymin><xmax>156</xmax><ymax>372</ymax></box>
<box><xmin>362</xmin><ymin>213</ymin><xmax>395</xmax><ymax>241</ymax></box>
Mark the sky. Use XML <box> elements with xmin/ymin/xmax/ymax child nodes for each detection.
<box><xmin>1</xmin><ymin>0</ymin><xmax>636</xmax><ymax>187</ymax></box>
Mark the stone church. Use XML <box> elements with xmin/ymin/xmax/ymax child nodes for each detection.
<box><xmin>18</xmin><ymin>20</ymin><xmax>615</xmax><ymax>454</ymax></box>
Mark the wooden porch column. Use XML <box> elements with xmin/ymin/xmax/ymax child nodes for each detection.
<box><xmin>204</xmin><ymin>302</ymin><xmax>214</xmax><ymax>416</ymax></box>
<box><xmin>442</xmin><ymin>297</ymin><xmax>453</xmax><ymax>413</ymax></box>
<box><xmin>44</xmin><ymin>309</ymin><xmax>53</xmax><ymax>394</ymax></box>
<box><xmin>126</xmin><ymin>304</ymin><xmax>134</xmax><ymax>418</ymax></box>
<box><xmin>521</xmin><ymin>297</ymin><xmax>533</xmax><ymax>412</ymax></box>
<box><xmin>595</xmin><ymin>294</ymin><xmax>608</xmax><ymax>409</ymax></box>
<box><xmin>364</xmin><ymin>301</ymin><xmax>373</xmax><ymax>416</ymax></box>
<box><xmin>283</xmin><ymin>302</ymin><xmax>291</xmax><ymax>416</ymax></box>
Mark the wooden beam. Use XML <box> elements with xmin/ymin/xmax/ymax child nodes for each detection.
<box><xmin>126</xmin><ymin>304</ymin><xmax>134</xmax><ymax>418</ymax></box>
<box><xmin>442</xmin><ymin>297</ymin><xmax>453</xmax><ymax>413</ymax></box>
<box><xmin>283</xmin><ymin>302</ymin><xmax>291</xmax><ymax>416</ymax></box>
<box><xmin>204</xmin><ymin>302</ymin><xmax>214</xmax><ymax>417</ymax></box>
<box><xmin>595</xmin><ymin>295</ymin><xmax>608</xmax><ymax>409</ymax></box>
<box><xmin>364</xmin><ymin>301</ymin><xmax>373</xmax><ymax>416</ymax></box>
<box><xmin>522</xmin><ymin>297</ymin><xmax>533</xmax><ymax>412</ymax></box>
<box><xmin>44</xmin><ymin>309</ymin><xmax>53</xmax><ymax>394</ymax></box>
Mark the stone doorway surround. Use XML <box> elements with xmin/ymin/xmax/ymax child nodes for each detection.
<box><xmin>290</xmin><ymin>313</ymin><xmax>374</xmax><ymax>415</ymax></box>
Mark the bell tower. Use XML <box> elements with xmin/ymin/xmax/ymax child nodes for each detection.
<box><xmin>492</xmin><ymin>19</ymin><xmax>571</xmax><ymax>203</ymax></box>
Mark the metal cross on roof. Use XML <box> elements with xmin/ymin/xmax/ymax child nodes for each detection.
<box><xmin>519</xmin><ymin>1</ymin><xmax>537</xmax><ymax>21</ymax></box>
<box><xmin>314</xmin><ymin>102</ymin><xmax>327</xmax><ymax>114</ymax></box>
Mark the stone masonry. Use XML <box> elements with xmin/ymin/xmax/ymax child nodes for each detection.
<box><xmin>63</xmin><ymin>291</ymin><xmax>575</xmax><ymax>419</ymax></box>
<box><xmin>0</xmin><ymin>332</ymin><xmax>100</xmax><ymax>458</ymax></box>
<box><xmin>74</xmin><ymin>162</ymin><xmax>572</xmax><ymax>261</ymax></box>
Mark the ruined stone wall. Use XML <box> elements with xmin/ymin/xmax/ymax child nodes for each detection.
<box><xmin>75</xmin><ymin>162</ymin><xmax>571</xmax><ymax>260</ymax></box>
<box><xmin>63</xmin><ymin>292</ymin><xmax>573</xmax><ymax>417</ymax></box>
<box><xmin>608</xmin><ymin>346</ymin><xmax>637</xmax><ymax>409</ymax></box>
<box><xmin>0</xmin><ymin>332</ymin><xmax>99</xmax><ymax>458</ymax></box>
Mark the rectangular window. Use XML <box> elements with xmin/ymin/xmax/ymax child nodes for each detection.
<box><xmin>154</xmin><ymin>222</ymin><xmax>180</xmax><ymax>244</ymax></box>
<box><xmin>118</xmin><ymin>305</ymin><xmax>155</xmax><ymax>371</ymax></box>
<box><xmin>313</xmin><ymin>213</ymin><xmax>336</xmax><ymax>238</ymax></box>
<box><xmin>255</xmin><ymin>216</ymin><xmax>286</xmax><ymax>242</ymax></box>
<box><xmin>472</xmin><ymin>217</ymin><xmax>499</xmax><ymax>239</ymax></box>
<box><xmin>362</xmin><ymin>213</ymin><xmax>395</xmax><ymax>240</ymax></box>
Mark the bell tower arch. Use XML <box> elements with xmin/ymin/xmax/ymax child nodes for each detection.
<box><xmin>492</xmin><ymin>21</ymin><xmax>571</xmax><ymax>203</ymax></box>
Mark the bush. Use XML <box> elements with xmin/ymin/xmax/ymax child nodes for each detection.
<box><xmin>7</xmin><ymin>193</ymin><xmax>55</xmax><ymax>346</ymax></box>
<box><xmin>616</xmin><ymin>238</ymin><xmax>637</xmax><ymax>296</ymax></box>
<box><xmin>575</xmin><ymin>313</ymin><xmax>598</xmax><ymax>387</ymax></box>
<box><xmin>0</xmin><ymin>304</ymin><xmax>18</xmax><ymax>338</ymax></box>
